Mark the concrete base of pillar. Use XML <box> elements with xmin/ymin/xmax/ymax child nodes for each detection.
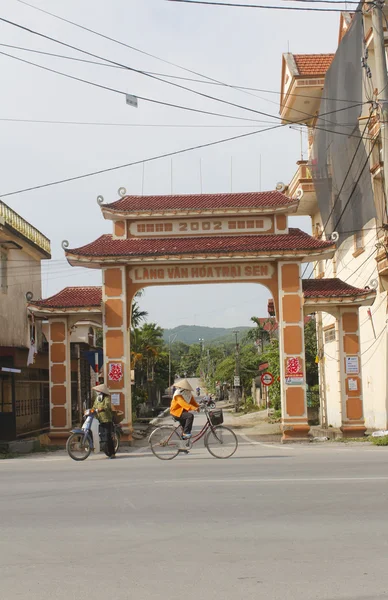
<box><xmin>47</xmin><ymin>431</ymin><xmax>71</xmax><ymax>446</ymax></box>
<box><xmin>340</xmin><ymin>425</ymin><xmax>367</xmax><ymax>438</ymax></box>
<box><xmin>281</xmin><ymin>424</ymin><xmax>311</xmax><ymax>443</ymax></box>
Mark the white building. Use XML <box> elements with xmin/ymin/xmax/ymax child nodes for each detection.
<box><xmin>280</xmin><ymin>11</ymin><xmax>388</xmax><ymax>430</ymax></box>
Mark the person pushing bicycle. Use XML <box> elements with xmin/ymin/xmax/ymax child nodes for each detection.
<box><xmin>170</xmin><ymin>379</ymin><xmax>200</xmax><ymax>439</ymax></box>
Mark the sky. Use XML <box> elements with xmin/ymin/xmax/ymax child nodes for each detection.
<box><xmin>1</xmin><ymin>0</ymin><xmax>339</xmax><ymax>328</ymax></box>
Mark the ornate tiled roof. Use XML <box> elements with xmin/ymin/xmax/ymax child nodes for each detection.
<box><xmin>66</xmin><ymin>229</ymin><xmax>334</xmax><ymax>258</ymax></box>
<box><xmin>103</xmin><ymin>191</ymin><xmax>295</xmax><ymax>213</ymax></box>
<box><xmin>293</xmin><ymin>54</ymin><xmax>334</xmax><ymax>76</ymax></box>
<box><xmin>302</xmin><ymin>278</ymin><xmax>373</xmax><ymax>298</ymax></box>
<box><xmin>30</xmin><ymin>286</ymin><xmax>102</xmax><ymax>309</ymax></box>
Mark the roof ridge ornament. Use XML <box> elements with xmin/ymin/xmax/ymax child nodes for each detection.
<box><xmin>61</xmin><ymin>240</ymin><xmax>69</xmax><ymax>250</ymax></box>
<box><xmin>97</xmin><ymin>195</ymin><xmax>104</xmax><ymax>205</ymax></box>
<box><xmin>118</xmin><ymin>187</ymin><xmax>127</xmax><ymax>198</ymax></box>
<box><xmin>275</xmin><ymin>182</ymin><xmax>286</xmax><ymax>192</ymax></box>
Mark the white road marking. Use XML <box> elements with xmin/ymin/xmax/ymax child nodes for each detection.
<box><xmin>153</xmin><ymin>476</ymin><xmax>388</xmax><ymax>484</ymax></box>
<box><xmin>239</xmin><ymin>433</ymin><xmax>293</xmax><ymax>450</ymax></box>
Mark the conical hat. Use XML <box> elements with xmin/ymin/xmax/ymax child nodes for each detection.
<box><xmin>174</xmin><ymin>378</ymin><xmax>193</xmax><ymax>391</ymax></box>
<box><xmin>92</xmin><ymin>383</ymin><xmax>111</xmax><ymax>395</ymax></box>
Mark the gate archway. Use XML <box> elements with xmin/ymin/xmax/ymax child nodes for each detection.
<box><xmin>28</xmin><ymin>191</ymin><xmax>376</xmax><ymax>443</ymax></box>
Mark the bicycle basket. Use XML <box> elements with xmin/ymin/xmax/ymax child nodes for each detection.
<box><xmin>112</xmin><ymin>410</ymin><xmax>125</xmax><ymax>424</ymax></box>
<box><xmin>209</xmin><ymin>409</ymin><xmax>223</xmax><ymax>426</ymax></box>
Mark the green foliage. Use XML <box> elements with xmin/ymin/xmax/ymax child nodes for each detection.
<box><xmin>304</xmin><ymin>317</ymin><xmax>319</xmax><ymax>387</ymax></box>
<box><xmin>239</xmin><ymin>395</ymin><xmax>259</xmax><ymax>414</ymax></box>
<box><xmin>371</xmin><ymin>435</ymin><xmax>388</xmax><ymax>446</ymax></box>
<box><xmin>261</xmin><ymin>339</ymin><xmax>281</xmax><ymax>410</ymax></box>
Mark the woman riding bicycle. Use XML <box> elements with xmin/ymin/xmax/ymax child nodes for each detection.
<box><xmin>170</xmin><ymin>379</ymin><xmax>200</xmax><ymax>439</ymax></box>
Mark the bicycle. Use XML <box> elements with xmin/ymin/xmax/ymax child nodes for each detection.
<box><xmin>149</xmin><ymin>405</ymin><xmax>238</xmax><ymax>460</ymax></box>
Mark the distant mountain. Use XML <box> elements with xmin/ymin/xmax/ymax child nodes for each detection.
<box><xmin>163</xmin><ymin>325</ymin><xmax>251</xmax><ymax>345</ymax></box>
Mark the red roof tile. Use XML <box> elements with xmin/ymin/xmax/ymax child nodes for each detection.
<box><xmin>103</xmin><ymin>191</ymin><xmax>295</xmax><ymax>213</ymax></box>
<box><xmin>293</xmin><ymin>54</ymin><xmax>334</xmax><ymax>76</ymax></box>
<box><xmin>66</xmin><ymin>229</ymin><xmax>333</xmax><ymax>258</ymax></box>
<box><xmin>30</xmin><ymin>287</ymin><xmax>102</xmax><ymax>309</ymax></box>
<box><xmin>302</xmin><ymin>278</ymin><xmax>372</xmax><ymax>298</ymax></box>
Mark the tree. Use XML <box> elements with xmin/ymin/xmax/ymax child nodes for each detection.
<box><xmin>304</xmin><ymin>317</ymin><xmax>319</xmax><ymax>388</ymax></box>
<box><xmin>246</xmin><ymin>316</ymin><xmax>271</xmax><ymax>352</ymax></box>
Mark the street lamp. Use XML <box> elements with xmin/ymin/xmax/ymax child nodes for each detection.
<box><xmin>198</xmin><ymin>338</ymin><xmax>205</xmax><ymax>352</ymax></box>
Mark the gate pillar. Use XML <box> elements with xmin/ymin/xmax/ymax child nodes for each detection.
<box><xmin>338</xmin><ymin>309</ymin><xmax>366</xmax><ymax>437</ymax></box>
<box><xmin>102</xmin><ymin>266</ymin><xmax>132</xmax><ymax>441</ymax></box>
<box><xmin>278</xmin><ymin>262</ymin><xmax>310</xmax><ymax>442</ymax></box>
<box><xmin>48</xmin><ymin>317</ymin><xmax>72</xmax><ymax>442</ymax></box>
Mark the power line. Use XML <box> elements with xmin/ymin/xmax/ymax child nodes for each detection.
<box><xmin>167</xmin><ymin>0</ymin><xmax>361</xmax><ymax>12</ymax></box>
<box><xmin>0</xmin><ymin>103</ymin><xmax>368</xmax><ymax>199</ymax></box>
<box><xmin>0</xmin><ymin>50</ymin><xmax>265</xmax><ymax>124</ymax></box>
<box><xmin>0</xmin><ymin>118</ymin><xmax>279</xmax><ymax>127</ymax></box>
<box><xmin>0</xmin><ymin>43</ymin><xmax>360</xmax><ymax>105</ymax></box>
<box><xmin>0</xmin><ymin>17</ymin><xmax>353</xmax><ymax>128</ymax></box>
<box><xmin>321</xmin><ymin>115</ymin><xmax>373</xmax><ymax>235</ymax></box>
<box><xmin>13</xmin><ymin>0</ymin><xmax>355</xmax><ymax>104</ymax></box>
<box><xmin>0</xmin><ymin>42</ymin><xmax>360</xmax><ymax>108</ymax></box>
<box><xmin>0</xmin><ymin>46</ymin><xmax>370</xmax><ymax>137</ymax></box>
<box><xmin>332</xmin><ymin>137</ymin><xmax>379</xmax><ymax>233</ymax></box>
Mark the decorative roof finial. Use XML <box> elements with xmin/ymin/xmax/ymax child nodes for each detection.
<box><xmin>118</xmin><ymin>187</ymin><xmax>127</xmax><ymax>197</ymax></box>
<box><xmin>97</xmin><ymin>195</ymin><xmax>104</xmax><ymax>205</ymax></box>
<box><xmin>61</xmin><ymin>240</ymin><xmax>69</xmax><ymax>250</ymax></box>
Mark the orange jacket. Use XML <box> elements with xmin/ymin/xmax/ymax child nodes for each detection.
<box><xmin>170</xmin><ymin>394</ymin><xmax>199</xmax><ymax>418</ymax></box>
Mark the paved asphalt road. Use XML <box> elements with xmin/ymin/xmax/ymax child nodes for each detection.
<box><xmin>1</xmin><ymin>430</ymin><xmax>388</xmax><ymax>600</ymax></box>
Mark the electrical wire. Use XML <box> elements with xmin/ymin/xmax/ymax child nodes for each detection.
<box><xmin>332</xmin><ymin>137</ymin><xmax>379</xmax><ymax>233</ymax></box>
<box><xmin>166</xmin><ymin>0</ymin><xmax>361</xmax><ymax>12</ymax></box>
<box><xmin>13</xmin><ymin>0</ymin><xmax>360</xmax><ymax>106</ymax></box>
<box><xmin>321</xmin><ymin>115</ymin><xmax>373</xmax><ymax>235</ymax></box>
<box><xmin>0</xmin><ymin>103</ymin><xmax>368</xmax><ymax>199</ymax></box>
<box><xmin>0</xmin><ymin>118</ymin><xmax>282</xmax><ymax>127</ymax></box>
<box><xmin>0</xmin><ymin>17</ymin><xmax>354</xmax><ymax>128</ymax></box>
<box><xmin>0</xmin><ymin>50</ymin><xmax>265</xmax><ymax>124</ymax></box>
<box><xmin>0</xmin><ymin>41</ymin><xmax>361</xmax><ymax>105</ymax></box>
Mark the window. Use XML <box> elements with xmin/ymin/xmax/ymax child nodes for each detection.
<box><xmin>137</xmin><ymin>224</ymin><xmax>146</xmax><ymax>233</ymax></box>
<box><xmin>324</xmin><ymin>327</ymin><xmax>336</xmax><ymax>344</ymax></box>
<box><xmin>0</xmin><ymin>250</ymin><xmax>7</xmax><ymax>293</ymax></box>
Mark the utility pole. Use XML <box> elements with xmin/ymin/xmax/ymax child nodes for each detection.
<box><xmin>371</xmin><ymin>0</ymin><xmax>388</xmax><ymax>212</ymax></box>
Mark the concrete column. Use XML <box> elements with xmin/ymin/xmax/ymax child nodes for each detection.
<box><xmin>102</xmin><ymin>266</ymin><xmax>132</xmax><ymax>441</ymax></box>
<box><xmin>338</xmin><ymin>308</ymin><xmax>366</xmax><ymax>437</ymax></box>
<box><xmin>278</xmin><ymin>262</ymin><xmax>309</xmax><ymax>442</ymax></box>
<box><xmin>48</xmin><ymin>317</ymin><xmax>71</xmax><ymax>443</ymax></box>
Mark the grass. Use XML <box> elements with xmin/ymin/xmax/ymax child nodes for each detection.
<box><xmin>370</xmin><ymin>435</ymin><xmax>388</xmax><ymax>446</ymax></box>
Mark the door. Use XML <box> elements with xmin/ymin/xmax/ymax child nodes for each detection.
<box><xmin>0</xmin><ymin>374</ymin><xmax>16</xmax><ymax>441</ymax></box>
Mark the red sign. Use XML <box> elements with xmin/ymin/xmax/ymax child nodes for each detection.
<box><xmin>261</xmin><ymin>372</ymin><xmax>274</xmax><ymax>386</ymax></box>
<box><xmin>108</xmin><ymin>363</ymin><xmax>123</xmax><ymax>382</ymax></box>
<box><xmin>286</xmin><ymin>357</ymin><xmax>301</xmax><ymax>374</ymax></box>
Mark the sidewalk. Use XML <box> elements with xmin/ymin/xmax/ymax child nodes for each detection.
<box><xmin>223</xmin><ymin>408</ymin><xmax>282</xmax><ymax>441</ymax></box>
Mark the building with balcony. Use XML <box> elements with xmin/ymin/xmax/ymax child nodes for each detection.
<box><xmin>281</xmin><ymin>9</ymin><xmax>388</xmax><ymax>431</ymax></box>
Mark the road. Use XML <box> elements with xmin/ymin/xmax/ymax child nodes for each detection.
<box><xmin>1</xmin><ymin>438</ymin><xmax>388</xmax><ymax>600</ymax></box>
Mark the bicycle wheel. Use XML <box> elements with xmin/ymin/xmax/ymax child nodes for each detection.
<box><xmin>66</xmin><ymin>432</ymin><xmax>92</xmax><ymax>461</ymax></box>
<box><xmin>204</xmin><ymin>425</ymin><xmax>238</xmax><ymax>459</ymax></box>
<box><xmin>113</xmin><ymin>431</ymin><xmax>120</xmax><ymax>454</ymax></box>
<box><xmin>149</xmin><ymin>426</ymin><xmax>181</xmax><ymax>460</ymax></box>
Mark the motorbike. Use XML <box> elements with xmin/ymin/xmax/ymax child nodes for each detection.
<box><xmin>66</xmin><ymin>408</ymin><xmax>121</xmax><ymax>461</ymax></box>
<box><xmin>199</xmin><ymin>396</ymin><xmax>216</xmax><ymax>410</ymax></box>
